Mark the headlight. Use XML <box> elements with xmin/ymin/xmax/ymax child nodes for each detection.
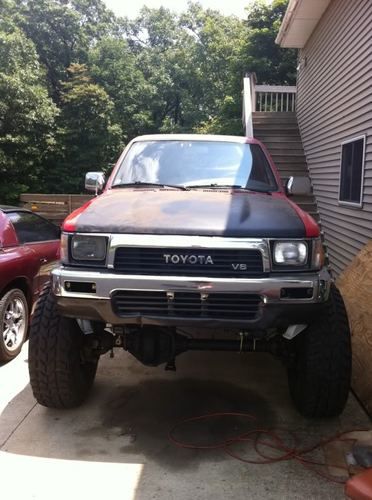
<box><xmin>71</xmin><ymin>235</ymin><xmax>107</xmax><ymax>261</ymax></box>
<box><xmin>273</xmin><ymin>241</ymin><xmax>308</xmax><ymax>266</ymax></box>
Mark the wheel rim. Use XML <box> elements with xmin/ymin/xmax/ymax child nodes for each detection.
<box><xmin>2</xmin><ymin>296</ymin><xmax>27</xmax><ymax>352</ymax></box>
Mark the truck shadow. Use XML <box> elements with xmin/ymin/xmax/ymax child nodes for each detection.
<box><xmin>0</xmin><ymin>351</ymin><xmax>367</xmax><ymax>500</ymax></box>
<box><xmin>87</xmin><ymin>377</ymin><xmax>276</xmax><ymax>470</ymax></box>
<box><xmin>0</xmin><ymin>351</ymin><xmax>288</xmax><ymax>467</ymax></box>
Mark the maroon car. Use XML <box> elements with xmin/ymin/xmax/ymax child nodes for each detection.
<box><xmin>0</xmin><ymin>205</ymin><xmax>60</xmax><ymax>361</ymax></box>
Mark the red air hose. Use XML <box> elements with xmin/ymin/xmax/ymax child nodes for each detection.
<box><xmin>169</xmin><ymin>412</ymin><xmax>368</xmax><ymax>485</ymax></box>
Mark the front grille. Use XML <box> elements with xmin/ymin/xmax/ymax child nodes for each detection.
<box><xmin>113</xmin><ymin>247</ymin><xmax>264</xmax><ymax>278</ymax></box>
<box><xmin>111</xmin><ymin>291</ymin><xmax>262</xmax><ymax>320</ymax></box>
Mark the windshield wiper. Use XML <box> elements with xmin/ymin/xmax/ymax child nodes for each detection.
<box><xmin>245</xmin><ymin>187</ymin><xmax>273</xmax><ymax>194</ymax></box>
<box><xmin>112</xmin><ymin>182</ymin><xmax>189</xmax><ymax>191</ymax></box>
<box><xmin>187</xmin><ymin>184</ymin><xmax>272</xmax><ymax>193</ymax></box>
<box><xmin>186</xmin><ymin>184</ymin><xmax>243</xmax><ymax>189</ymax></box>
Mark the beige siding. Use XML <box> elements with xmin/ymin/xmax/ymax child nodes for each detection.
<box><xmin>296</xmin><ymin>0</ymin><xmax>372</xmax><ymax>276</ymax></box>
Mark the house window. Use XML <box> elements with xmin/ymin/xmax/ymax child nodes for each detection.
<box><xmin>339</xmin><ymin>135</ymin><xmax>366</xmax><ymax>207</ymax></box>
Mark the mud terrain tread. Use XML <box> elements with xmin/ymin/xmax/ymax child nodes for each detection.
<box><xmin>288</xmin><ymin>284</ymin><xmax>351</xmax><ymax>418</ymax></box>
<box><xmin>29</xmin><ymin>285</ymin><xmax>97</xmax><ymax>408</ymax></box>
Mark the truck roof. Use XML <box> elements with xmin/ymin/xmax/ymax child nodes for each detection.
<box><xmin>131</xmin><ymin>134</ymin><xmax>259</xmax><ymax>144</ymax></box>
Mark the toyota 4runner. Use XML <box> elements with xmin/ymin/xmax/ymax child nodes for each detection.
<box><xmin>28</xmin><ymin>135</ymin><xmax>351</xmax><ymax>417</ymax></box>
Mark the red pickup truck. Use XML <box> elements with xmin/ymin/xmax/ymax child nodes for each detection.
<box><xmin>0</xmin><ymin>206</ymin><xmax>60</xmax><ymax>361</ymax></box>
<box><xmin>28</xmin><ymin>135</ymin><xmax>352</xmax><ymax>418</ymax></box>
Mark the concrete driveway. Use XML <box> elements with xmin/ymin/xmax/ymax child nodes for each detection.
<box><xmin>0</xmin><ymin>342</ymin><xmax>370</xmax><ymax>500</ymax></box>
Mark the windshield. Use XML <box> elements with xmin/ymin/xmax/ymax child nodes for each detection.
<box><xmin>112</xmin><ymin>140</ymin><xmax>278</xmax><ymax>192</ymax></box>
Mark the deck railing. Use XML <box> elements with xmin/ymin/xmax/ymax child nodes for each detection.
<box><xmin>255</xmin><ymin>85</ymin><xmax>296</xmax><ymax>112</ymax></box>
<box><xmin>242</xmin><ymin>74</ymin><xmax>297</xmax><ymax>136</ymax></box>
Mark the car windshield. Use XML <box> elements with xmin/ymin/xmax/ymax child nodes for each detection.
<box><xmin>112</xmin><ymin>140</ymin><xmax>278</xmax><ymax>192</ymax></box>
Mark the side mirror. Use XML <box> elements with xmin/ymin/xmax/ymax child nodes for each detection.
<box><xmin>286</xmin><ymin>176</ymin><xmax>312</xmax><ymax>196</ymax></box>
<box><xmin>85</xmin><ymin>172</ymin><xmax>105</xmax><ymax>194</ymax></box>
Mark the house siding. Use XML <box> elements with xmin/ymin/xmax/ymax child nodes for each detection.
<box><xmin>296</xmin><ymin>0</ymin><xmax>372</xmax><ymax>276</ymax></box>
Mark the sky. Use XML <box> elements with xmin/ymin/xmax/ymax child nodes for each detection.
<box><xmin>102</xmin><ymin>0</ymin><xmax>254</xmax><ymax>19</ymax></box>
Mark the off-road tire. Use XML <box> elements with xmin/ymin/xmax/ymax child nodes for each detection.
<box><xmin>29</xmin><ymin>284</ymin><xmax>98</xmax><ymax>408</ymax></box>
<box><xmin>0</xmin><ymin>288</ymin><xmax>29</xmax><ymax>362</ymax></box>
<box><xmin>288</xmin><ymin>284</ymin><xmax>351</xmax><ymax>418</ymax></box>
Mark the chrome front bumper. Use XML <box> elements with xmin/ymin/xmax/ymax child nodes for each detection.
<box><xmin>52</xmin><ymin>266</ymin><xmax>331</xmax><ymax>303</ymax></box>
<box><xmin>51</xmin><ymin>266</ymin><xmax>332</xmax><ymax>328</ymax></box>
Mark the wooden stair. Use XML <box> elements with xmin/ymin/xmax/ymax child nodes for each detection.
<box><xmin>252</xmin><ymin>111</ymin><xmax>320</xmax><ymax>223</ymax></box>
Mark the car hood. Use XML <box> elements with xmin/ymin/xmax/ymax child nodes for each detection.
<box><xmin>65</xmin><ymin>189</ymin><xmax>306</xmax><ymax>238</ymax></box>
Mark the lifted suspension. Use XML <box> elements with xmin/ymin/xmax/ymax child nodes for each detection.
<box><xmin>86</xmin><ymin>326</ymin><xmax>284</xmax><ymax>367</ymax></box>
<box><xmin>120</xmin><ymin>327</ymin><xmax>281</xmax><ymax>367</ymax></box>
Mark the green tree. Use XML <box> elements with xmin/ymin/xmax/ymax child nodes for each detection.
<box><xmin>124</xmin><ymin>6</ymin><xmax>197</xmax><ymax>133</ymax></box>
<box><xmin>0</xmin><ymin>29</ymin><xmax>58</xmax><ymax>203</ymax></box>
<box><xmin>18</xmin><ymin>0</ymin><xmax>85</xmax><ymax>101</ymax></box>
<box><xmin>122</xmin><ymin>4</ymin><xmax>247</xmax><ymax>133</ymax></box>
<box><xmin>89</xmin><ymin>37</ymin><xmax>155</xmax><ymax>139</ymax></box>
<box><xmin>194</xmin><ymin>0</ymin><xmax>296</xmax><ymax>133</ymax></box>
<box><xmin>195</xmin><ymin>96</ymin><xmax>243</xmax><ymax>135</ymax></box>
<box><xmin>0</xmin><ymin>0</ymin><xmax>18</xmax><ymax>31</ymax></box>
<box><xmin>242</xmin><ymin>0</ymin><xmax>297</xmax><ymax>84</ymax></box>
<box><xmin>182</xmin><ymin>4</ymin><xmax>246</xmax><ymax>113</ymax></box>
<box><xmin>45</xmin><ymin>63</ymin><xmax>122</xmax><ymax>192</ymax></box>
<box><xmin>179</xmin><ymin>3</ymin><xmax>246</xmax><ymax>133</ymax></box>
<box><xmin>0</xmin><ymin>0</ymin><xmax>298</xmax><ymax>202</ymax></box>
<box><xmin>18</xmin><ymin>0</ymin><xmax>119</xmax><ymax>101</ymax></box>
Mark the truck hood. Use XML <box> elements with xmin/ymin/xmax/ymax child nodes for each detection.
<box><xmin>65</xmin><ymin>189</ymin><xmax>307</xmax><ymax>238</ymax></box>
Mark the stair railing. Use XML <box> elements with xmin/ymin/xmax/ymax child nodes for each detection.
<box><xmin>255</xmin><ymin>85</ymin><xmax>297</xmax><ymax>112</ymax></box>
<box><xmin>242</xmin><ymin>74</ymin><xmax>255</xmax><ymax>137</ymax></box>
<box><xmin>243</xmin><ymin>74</ymin><xmax>297</xmax><ymax>136</ymax></box>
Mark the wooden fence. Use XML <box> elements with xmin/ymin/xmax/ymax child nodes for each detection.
<box><xmin>20</xmin><ymin>193</ymin><xmax>93</xmax><ymax>224</ymax></box>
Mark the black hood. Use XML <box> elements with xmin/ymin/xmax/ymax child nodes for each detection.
<box><xmin>72</xmin><ymin>189</ymin><xmax>305</xmax><ymax>238</ymax></box>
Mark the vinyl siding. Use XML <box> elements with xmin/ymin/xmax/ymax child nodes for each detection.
<box><xmin>296</xmin><ymin>0</ymin><xmax>372</xmax><ymax>276</ymax></box>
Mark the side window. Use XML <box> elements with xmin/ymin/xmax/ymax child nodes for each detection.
<box><xmin>7</xmin><ymin>212</ymin><xmax>60</xmax><ymax>244</ymax></box>
<box><xmin>339</xmin><ymin>136</ymin><xmax>365</xmax><ymax>207</ymax></box>
<box><xmin>249</xmin><ymin>144</ymin><xmax>277</xmax><ymax>187</ymax></box>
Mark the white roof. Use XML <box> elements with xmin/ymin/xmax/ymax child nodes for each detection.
<box><xmin>276</xmin><ymin>0</ymin><xmax>331</xmax><ymax>48</ymax></box>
